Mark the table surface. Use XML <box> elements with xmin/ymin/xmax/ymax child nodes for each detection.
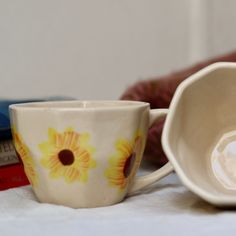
<box><xmin>0</xmin><ymin>164</ymin><xmax>236</xmax><ymax>236</ymax></box>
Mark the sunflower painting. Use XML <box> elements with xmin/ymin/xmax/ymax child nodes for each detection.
<box><xmin>12</xmin><ymin>129</ymin><xmax>38</xmax><ymax>187</ymax></box>
<box><xmin>39</xmin><ymin>128</ymin><xmax>96</xmax><ymax>183</ymax></box>
<box><xmin>105</xmin><ymin>131</ymin><xmax>144</xmax><ymax>191</ymax></box>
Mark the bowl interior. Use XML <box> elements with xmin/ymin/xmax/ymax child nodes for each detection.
<box><xmin>164</xmin><ymin>65</ymin><xmax>236</xmax><ymax>204</ymax></box>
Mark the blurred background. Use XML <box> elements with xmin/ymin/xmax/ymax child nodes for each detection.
<box><xmin>0</xmin><ymin>0</ymin><xmax>235</xmax><ymax>99</ymax></box>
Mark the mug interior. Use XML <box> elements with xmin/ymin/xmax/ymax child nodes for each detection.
<box><xmin>164</xmin><ymin>64</ymin><xmax>236</xmax><ymax>204</ymax></box>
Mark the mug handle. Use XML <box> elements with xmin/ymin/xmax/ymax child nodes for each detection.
<box><xmin>127</xmin><ymin>109</ymin><xmax>174</xmax><ymax>195</ymax></box>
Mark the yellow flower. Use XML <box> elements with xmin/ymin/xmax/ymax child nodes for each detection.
<box><xmin>105</xmin><ymin>132</ymin><xmax>143</xmax><ymax>191</ymax></box>
<box><xmin>39</xmin><ymin>128</ymin><xmax>96</xmax><ymax>183</ymax></box>
<box><xmin>12</xmin><ymin>129</ymin><xmax>38</xmax><ymax>187</ymax></box>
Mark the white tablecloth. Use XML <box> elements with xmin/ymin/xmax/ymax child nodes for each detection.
<box><xmin>0</xmin><ymin>164</ymin><xmax>236</xmax><ymax>236</ymax></box>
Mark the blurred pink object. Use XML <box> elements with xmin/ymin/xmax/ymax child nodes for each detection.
<box><xmin>121</xmin><ymin>51</ymin><xmax>236</xmax><ymax>166</ymax></box>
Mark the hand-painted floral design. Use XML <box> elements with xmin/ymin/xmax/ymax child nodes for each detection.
<box><xmin>105</xmin><ymin>131</ymin><xmax>144</xmax><ymax>191</ymax></box>
<box><xmin>12</xmin><ymin>129</ymin><xmax>38</xmax><ymax>187</ymax></box>
<box><xmin>39</xmin><ymin>128</ymin><xmax>96</xmax><ymax>183</ymax></box>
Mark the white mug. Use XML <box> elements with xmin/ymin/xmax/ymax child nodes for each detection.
<box><xmin>10</xmin><ymin>101</ymin><xmax>173</xmax><ymax>208</ymax></box>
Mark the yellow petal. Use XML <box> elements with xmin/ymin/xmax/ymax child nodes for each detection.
<box><xmin>90</xmin><ymin>159</ymin><xmax>96</xmax><ymax>168</ymax></box>
<box><xmin>38</xmin><ymin>142</ymin><xmax>56</xmax><ymax>156</ymax></box>
<box><xmin>48</xmin><ymin>128</ymin><xmax>57</xmax><ymax>144</ymax></box>
<box><xmin>116</xmin><ymin>139</ymin><xmax>133</xmax><ymax>156</ymax></box>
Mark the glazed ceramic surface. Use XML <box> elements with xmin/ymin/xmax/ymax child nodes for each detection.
<box><xmin>10</xmin><ymin>100</ymin><xmax>173</xmax><ymax>208</ymax></box>
<box><xmin>162</xmin><ymin>62</ymin><xmax>236</xmax><ymax>206</ymax></box>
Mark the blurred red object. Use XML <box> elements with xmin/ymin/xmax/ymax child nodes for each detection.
<box><xmin>0</xmin><ymin>164</ymin><xmax>29</xmax><ymax>190</ymax></box>
<box><xmin>0</xmin><ymin>140</ymin><xmax>29</xmax><ymax>190</ymax></box>
<box><xmin>121</xmin><ymin>51</ymin><xmax>236</xmax><ymax>167</ymax></box>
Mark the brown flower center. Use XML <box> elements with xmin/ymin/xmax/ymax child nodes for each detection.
<box><xmin>58</xmin><ymin>149</ymin><xmax>75</xmax><ymax>166</ymax></box>
<box><xmin>123</xmin><ymin>152</ymin><xmax>136</xmax><ymax>178</ymax></box>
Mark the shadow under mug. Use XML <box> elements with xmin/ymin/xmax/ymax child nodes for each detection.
<box><xmin>9</xmin><ymin>100</ymin><xmax>173</xmax><ymax>208</ymax></box>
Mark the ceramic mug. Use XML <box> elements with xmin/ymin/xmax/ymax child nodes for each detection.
<box><xmin>9</xmin><ymin>100</ymin><xmax>173</xmax><ymax>208</ymax></box>
<box><xmin>162</xmin><ymin>62</ymin><xmax>236</xmax><ymax>207</ymax></box>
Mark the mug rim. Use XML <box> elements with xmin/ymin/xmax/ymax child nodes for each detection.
<box><xmin>9</xmin><ymin>100</ymin><xmax>150</xmax><ymax>111</ymax></box>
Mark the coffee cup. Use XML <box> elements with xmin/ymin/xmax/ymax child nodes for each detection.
<box><xmin>162</xmin><ymin>62</ymin><xmax>236</xmax><ymax>206</ymax></box>
<box><xmin>9</xmin><ymin>100</ymin><xmax>173</xmax><ymax>208</ymax></box>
